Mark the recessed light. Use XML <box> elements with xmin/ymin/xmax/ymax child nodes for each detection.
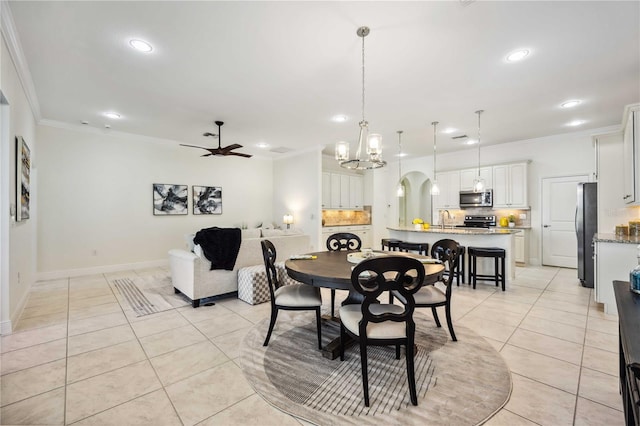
<box><xmin>129</xmin><ymin>39</ymin><xmax>153</xmax><ymax>53</ymax></box>
<box><xmin>567</xmin><ymin>119</ymin><xmax>586</xmax><ymax>127</ymax></box>
<box><xmin>561</xmin><ymin>100</ymin><xmax>581</xmax><ymax>108</ymax></box>
<box><xmin>104</xmin><ymin>112</ymin><xmax>121</xmax><ymax>119</ymax></box>
<box><xmin>394</xmin><ymin>153</ymin><xmax>408</xmax><ymax>158</ymax></box>
<box><xmin>442</xmin><ymin>128</ymin><xmax>457</xmax><ymax>134</ymax></box>
<box><xmin>332</xmin><ymin>115</ymin><xmax>348</xmax><ymax>123</ymax></box>
<box><xmin>506</xmin><ymin>49</ymin><xmax>530</xmax><ymax>62</ymax></box>
<box><xmin>465</xmin><ymin>139</ymin><xmax>478</xmax><ymax>145</ymax></box>
<box><xmin>256</xmin><ymin>142</ymin><xmax>269</xmax><ymax>149</ymax></box>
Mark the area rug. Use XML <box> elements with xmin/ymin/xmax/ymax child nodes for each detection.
<box><xmin>240</xmin><ymin>312</ymin><xmax>511</xmax><ymax>425</ymax></box>
<box><xmin>108</xmin><ymin>274</ymin><xmax>189</xmax><ymax>317</ymax></box>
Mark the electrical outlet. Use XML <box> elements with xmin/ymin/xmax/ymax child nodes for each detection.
<box><xmin>519</xmin><ymin>213</ymin><xmax>527</xmax><ymax>220</ymax></box>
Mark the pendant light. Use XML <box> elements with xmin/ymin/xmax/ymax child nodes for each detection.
<box><xmin>396</xmin><ymin>130</ymin><xmax>404</xmax><ymax>197</ymax></box>
<box><xmin>430</xmin><ymin>121</ymin><xmax>440</xmax><ymax>195</ymax></box>
<box><xmin>335</xmin><ymin>26</ymin><xmax>386</xmax><ymax>170</ymax></box>
<box><xmin>473</xmin><ymin>110</ymin><xmax>485</xmax><ymax>192</ymax></box>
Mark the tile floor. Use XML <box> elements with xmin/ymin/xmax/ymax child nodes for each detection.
<box><xmin>0</xmin><ymin>265</ymin><xmax>625</xmax><ymax>425</ymax></box>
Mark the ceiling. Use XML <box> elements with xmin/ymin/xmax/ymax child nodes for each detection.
<box><xmin>7</xmin><ymin>1</ymin><xmax>640</xmax><ymax>159</ymax></box>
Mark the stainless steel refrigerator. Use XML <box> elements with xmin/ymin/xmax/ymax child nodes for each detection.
<box><xmin>576</xmin><ymin>182</ymin><xmax>597</xmax><ymax>288</ymax></box>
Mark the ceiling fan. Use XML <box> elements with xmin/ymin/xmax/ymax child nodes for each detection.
<box><xmin>180</xmin><ymin>120</ymin><xmax>252</xmax><ymax>158</ymax></box>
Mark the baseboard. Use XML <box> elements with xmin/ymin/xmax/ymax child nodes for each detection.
<box><xmin>37</xmin><ymin>259</ymin><xmax>169</xmax><ymax>281</ymax></box>
<box><xmin>1</xmin><ymin>319</ymin><xmax>13</xmax><ymax>335</ymax></box>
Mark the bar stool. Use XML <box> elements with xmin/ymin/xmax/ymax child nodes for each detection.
<box><xmin>468</xmin><ymin>247</ymin><xmax>506</xmax><ymax>291</ymax></box>
<box><xmin>398</xmin><ymin>241</ymin><xmax>429</xmax><ymax>255</ymax></box>
<box><xmin>452</xmin><ymin>246</ymin><xmax>466</xmax><ymax>286</ymax></box>
<box><xmin>381</xmin><ymin>238</ymin><xmax>401</xmax><ymax>251</ymax></box>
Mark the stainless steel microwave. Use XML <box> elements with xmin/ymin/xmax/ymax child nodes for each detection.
<box><xmin>459</xmin><ymin>190</ymin><xmax>493</xmax><ymax>208</ymax></box>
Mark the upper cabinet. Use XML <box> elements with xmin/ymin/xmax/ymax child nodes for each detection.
<box><xmin>622</xmin><ymin>104</ymin><xmax>640</xmax><ymax>204</ymax></box>
<box><xmin>492</xmin><ymin>162</ymin><xmax>529</xmax><ymax>208</ymax></box>
<box><xmin>433</xmin><ymin>170</ymin><xmax>460</xmax><ymax>209</ymax></box>
<box><xmin>324</xmin><ymin>172</ymin><xmax>364</xmax><ymax>209</ymax></box>
<box><xmin>460</xmin><ymin>167</ymin><xmax>493</xmax><ymax>191</ymax></box>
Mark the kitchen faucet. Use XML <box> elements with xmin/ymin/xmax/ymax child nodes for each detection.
<box><xmin>440</xmin><ymin>209</ymin><xmax>451</xmax><ymax>229</ymax></box>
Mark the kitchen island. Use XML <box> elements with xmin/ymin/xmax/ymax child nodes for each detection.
<box><xmin>387</xmin><ymin>227</ymin><xmax>522</xmax><ymax>284</ymax></box>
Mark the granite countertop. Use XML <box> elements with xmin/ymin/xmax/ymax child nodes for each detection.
<box><xmin>388</xmin><ymin>227</ymin><xmax>522</xmax><ymax>235</ymax></box>
<box><xmin>322</xmin><ymin>223</ymin><xmax>371</xmax><ymax>228</ymax></box>
<box><xmin>594</xmin><ymin>233</ymin><xmax>640</xmax><ymax>244</ymax></box>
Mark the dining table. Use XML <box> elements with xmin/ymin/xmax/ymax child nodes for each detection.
<box><xmin>285</xmin><ymin>250</ymin><xmax>445</xmax><ymax>359</ymax></box>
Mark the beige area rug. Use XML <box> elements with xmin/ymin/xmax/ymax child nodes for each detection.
<box><xmin>108</xmin><ymin>273</ymin><xmax>190</xmax><ymax>317</ymax></box>
<box><xmin>240</xmin><ymin>313</ymin><xmax>511</xmax><ymax>425</ymax></box>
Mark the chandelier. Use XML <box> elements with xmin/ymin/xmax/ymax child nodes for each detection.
<box><xmin>473</xmin><ymin>110</ymin><xmax>485</xmax><ymax>192</ymax></box>
<box><xmin>430</xmin><ymin>121</ymin><xmax>440</xmax><ymax>195</ymax></box>
<box><xmin>335</xmin><ymin>26</ymin><xmax>386</xmax><ymax>170</ymax></box>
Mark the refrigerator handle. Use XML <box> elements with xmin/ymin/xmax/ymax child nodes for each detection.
<box><xmin>574</xmin><ymin>207</ymin><xmax>578</xmax><ymax>236</ymax></box>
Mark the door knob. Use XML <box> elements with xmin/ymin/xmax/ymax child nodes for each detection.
<box><xmin>543</xmin><ymin>225</ymin><xmax>550</xmax><ymax>228</ymax></box>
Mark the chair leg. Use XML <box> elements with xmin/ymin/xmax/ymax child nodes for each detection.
<box><xmin>389</xmin><ymin>292</ymin><xmax>394</xmax><ymax>304</ymax></box>
<box><xmin>501</xmin><ymin>256</ymin><xmax>506</xmax><ymax>291</ymax></box>
<box><xmin>192</xmin><ymin>299</ymin><xmax>200</xmax><ymax>308</ymax></box>
<box><xmin>396</xmin><ymin>344</ymin><xmax>401</xmax><ymax>359</ymax></box>
<box><xmin>331</xmin><ymin>289</ymin><xmax>336</xmax><ymax>318</ymax></box>
<box><xmin>445</xmin><ymin>303</ymin><xmax>457</xmax><ymax>341</ymax></box>
<box><xmin>406</xmin><ymin>337</ymin><xmax>418</xmax><ymax>406</ymax></box>
<box><xmin>174</xmin><ymin>287</ymin><xmax>180</xmax><ymax>294</ymax></box>
<box><xmin>339</xmin><ymin>323</ymin><xmax>346</xmax><ymax>361</ymax></box>
<box><xmin>431</xmin><ymin>307</ymin><xmax>441</xmax><ymax>327</ymax></box>
<box><xmin>360</xmin><ymin>340</ymin><xmax>370</xmax><ymax>407</ymax></box>
<box><xmin>472</xmin><ymin>255</ymin><xmax>477</xmax><ymax>289</ymax></box>
<box><xmin>494</xmin><ymin>257</ymin><xmax>499</xmax><ymax>287</ymax></box>
<box><xmin>263</xmin><ymin>307</ymin><xmax>279</xmax><ymax>346</ymax></box>
<box><xmin>315</xmin><ymin>307</ymin><xmax>322</xmax><ymax>350</ymax></box>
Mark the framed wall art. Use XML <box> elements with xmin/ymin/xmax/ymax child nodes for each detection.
<box><xmin>16</xmin><ymin>136</ymin><xmax>31</xmax><ymax>221</ymax></box>
<box><xmin>153</xmin><ymin>184</ymin><xmax>188</xmax><ymax>215</ymax></box>
<box><xmin>193</xmin><ymin>185</ymin><xmax>222</xmax><ymax>215</ymax></box>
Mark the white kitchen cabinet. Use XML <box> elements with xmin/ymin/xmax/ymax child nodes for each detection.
<box><xmin>622</xmin><ymin>105</ymin><xmax>640</xmax><ymax>204</ymax></box>
<box><xmin>514</xmin><ymin>230</ymin><xmax>527</xmax><ymax>264</ymax></box>
<box><xmin>433</xmin><ymin>170</ymin><xmax>460</xmax><ymax>210</ymax></box>
<box><xmin>594</xmin><ymin>239</ymin><xmax>637</xmax><ymax>315</ymax></box>
<box><xmin>322</xmin><ymin>225</ymin><xmax>372</xmax><ymax>250</ymax></box>
<box><xmin>493</xmin><ymin>162</ymin><xmax>528</xmax><ymax>208</ymax></box>
<box><xmin>325</xmin><ymin>172</ymin><xmax>364</xmax><ymax>209</ymax></box>
<box><xmin>321</xmin><ymin>172</ymin><xmax>331</xmax><ymax>208</ymax></box>
<box><xmin>349</xmin><ymin>175</ymin><xmax>364</xmax><ymax>209</ymax></box>
<box><xmin>460</xmin><ymin>167</ymin><xmax>493</xmax><ymax>191</ymax></box>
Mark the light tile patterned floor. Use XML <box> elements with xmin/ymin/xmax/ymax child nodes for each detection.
<box><xmin>0</xmin><ymin>265</ymin><xmax>624</xmax><ymax>425</ymax></box>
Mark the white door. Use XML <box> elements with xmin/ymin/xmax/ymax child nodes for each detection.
<box><xmin>542</xmin><ymin>175</ymin><xmax>589</xmax><ymax>267</ymax></box>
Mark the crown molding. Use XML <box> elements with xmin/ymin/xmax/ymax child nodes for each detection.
<box><xmin>0</xmin><ymin>1</ymin><xmax>41</xmax><ymax>121</ymax></box>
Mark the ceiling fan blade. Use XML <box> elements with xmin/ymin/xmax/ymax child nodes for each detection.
<box><xmin>180</xmin><ymin>144</ymin><xmax>210</xmax><ymax>150</ymax></box>
<box><xmin>222</xmin><ymin>144</ymin><xmax>243</xmax><ymax>151</ymax></box>
<box><xmin>227</xmin><ymin>152</ymin><xmax>253</xmax><ymax>158</ymax></box>
<box><xmin>201</xmin><ymin>153</ymin><xmax>213</xmax><ymax>157</ymax></box>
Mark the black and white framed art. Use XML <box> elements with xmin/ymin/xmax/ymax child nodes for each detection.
<box><xmin>153</xmin><ymin>184</ymin><xmax>188</xmax><ymax>215</ymax></box>
<box><xmin>16</xmin><ymin>136</ymin><xmax>31</xmax><ymax>221</ymax></box>
<box><xmin>192</xmin><ymin>186</ymin><xmax>222</xmax><ymax>215</ymax></box>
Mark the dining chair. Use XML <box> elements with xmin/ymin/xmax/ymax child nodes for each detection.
<box><xmin>325</xmin><ymin>232</ymin><xmax>362</xmax><ymax>318</ymax></box>
<box><xmin>261</xmin><ymin>240</ymin><xmax>323</xmax><ymax>349</ymax></box>
<box><xmin>410</xmin><ymin>239</ymin><xmax>461</xmax><ymax>341</ymax></box>
<box><xmin>339</xmin><ymin>256</ymin><xmax>425</xmax><ymax>406</ymax></box>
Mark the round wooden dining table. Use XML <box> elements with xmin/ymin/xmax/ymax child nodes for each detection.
<box><xmin>285</xmin><ymin>250</ymin><xmax>445</xmax><ymax>359</ymax></box>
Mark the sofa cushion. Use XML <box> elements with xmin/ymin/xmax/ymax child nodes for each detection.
<box><xmin>262</xmin><ymin>229</ymin><xmax>285</xmax><ymax>237</ymax></box>
<box><xmin>242</xmin><ymin>228</ymin><xmax>261</xmax><ymax>239</ymax></box>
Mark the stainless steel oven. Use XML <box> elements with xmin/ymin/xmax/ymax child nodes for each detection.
<box><xmin>459</xmin><ymin>190</ymin><xmax>493</xmax><ymax>208</ymax></box>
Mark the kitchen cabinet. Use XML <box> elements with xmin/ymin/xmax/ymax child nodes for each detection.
<box><xmin>322</xmin><ymin>225</ymin><xmax>372</xmax><ymax>249</ymax></box>
<box><xmin>594</xmin><ymin>237</ymin><xmax>637</xmax><ymax>315</ymax></box>
<box><xmin>493</xmin><ymin>162</ymin><xmax>528</xmax><ymax>208</ymax></box>
<box><xmin>622</xmin><ymin>104</ymin><xmax>640</xmax><ymax>204</ymax></box>
<box><xmin>514</xmin><ymin>230</ymin><xmax>527</xmax><ymax>264</ymax></box>
<box><xmin>433</xmin><ymin>170</ymin><xmax>460</xmax><ymax>210</ymax></box>
<box><xmin>321</xmin><ymin>172</ymin><xmax>331</xmax><ymax>208</ymax></box>
<box><xmin>325</xmin><ymin>172</ymin><xmax>364</xmax><ymax>209</ymax></box>
<box><xmin>460</xmin><ymin>167</ymin><xmax>493</xmax><ymax>191</ymax></box>
<box><xmin>349</xmin><ymin>175</ymin><xmax>364</xmax><ymax>209</ymax></box>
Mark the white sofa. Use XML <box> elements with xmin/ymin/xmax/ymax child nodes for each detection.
<box><xmin>168</xmin><ymin>229</ymin><xmax>311</xmax><ymax>307</ymax></box>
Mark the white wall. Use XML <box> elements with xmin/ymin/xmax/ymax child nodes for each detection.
<box><xmin>36</xmin><ymin>124</ymin><xmax>274</xmax><ymax>278</ymax></box>
<box><xmin>273</xmin><ymin>149</ymin><xmax>322</xmax><ymax>250</ymax></box>
<box><xmin>1</xmin><ymin>34</ymin><xmax>37</xmax><ymax>331</ymax></box>
<box><xmin>374</xmin><ymin>128</ymin><xmax>614</xmax><ymax>265</ymax></box>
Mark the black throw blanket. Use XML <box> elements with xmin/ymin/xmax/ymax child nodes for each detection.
<box><xmin>193</xmin><ymin>227</ymin><xmax>242</xmax><ymax>271</ymax></box>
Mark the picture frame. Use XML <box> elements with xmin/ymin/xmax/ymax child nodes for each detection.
<box><xmin>153</xmin><ymin>184</ymin><xmax>188</xmax><ymax>215</ymax></box>
<box><xmin>16</xmin><ymin>136</ymin><xmax>31</xmax><ymax>221</ymax></box>
<box><xmin>192</xmin><ymin>185</ymin><xmax>222</xmax><ymax>215</ymax></box>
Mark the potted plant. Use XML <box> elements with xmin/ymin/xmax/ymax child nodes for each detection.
<box><xmin>412</xmin><ymin>218</ymin><xmax>424</xmax><ymax>230</ymax></box>
<box><xmin>508</xmin><ymin>214</ymin><xmax>516</xmax><ymax>228</ymax></box>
